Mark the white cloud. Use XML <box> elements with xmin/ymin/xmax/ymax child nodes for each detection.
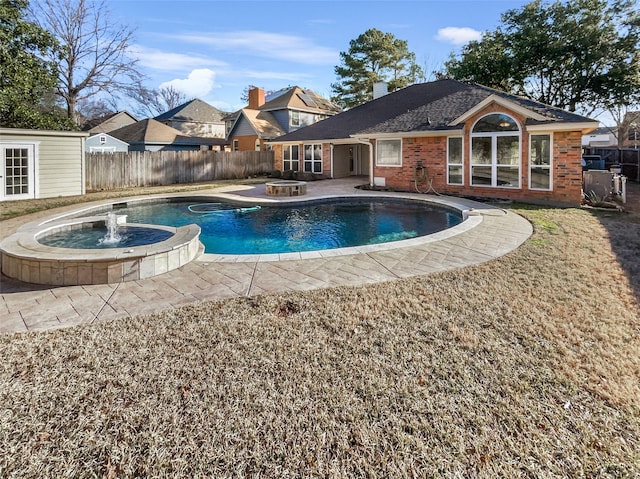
<box><xmin>160</xmin><ymin>69</ymin><xmax>217</xmax><ymax>98</ymax></box>
<box><xmin>435</xmin><ymin>27</ymin><xmax>482</xmax><ymax>46</ymax></box>
<box><xmin>130</xmin><ymin>45</ymin><xmax>227</xmax><ymax>72</ymax></box>
<box><xmin>169</xmin><ymin>31</ymin><xmax>338</xmax><ymax>65</ymax></box>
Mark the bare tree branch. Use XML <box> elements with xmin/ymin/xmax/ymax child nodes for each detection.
<box><xmin>29</xmin><ymin>0</ymin><xmax>143</xmax><ymax>124</ymax></box>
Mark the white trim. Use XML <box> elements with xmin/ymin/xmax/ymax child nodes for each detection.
<box><xmin>470</xmin><ymin>113</ymin><xmax>521</xmax><ymax>188</ymax></box>
<box><xmin>303</xmin><ymin>143</ymin><xmax>323</xmax><ymax>174</ymax></box>
<box><xmin>282</xmin><ymin>144</ymin><xmax>300</xmax><ymax>171</ymax></box>
<box><xmin>449</xmin><ymin>94</ymin><xmax>548</xmax><ymax>126</ymax></box>
<box><xmin>89</xmin><ymin>146</ymin><xmax>117</xmax><ymax>153</ymax></box>
<box><xmin>528</xmin><ymin>132</ymin><xmax>553</xmax><ymax>191</ymax></box>
<box><xmin>0</xmin><ymin>128</ymin><xmax>88</xmax><ymax>138</ymax></box>
<box><xmin>352</xmin><ymin>129</ymin><xmax>464</xmax><ymax>140</ymax></box>
<box><xmin>0</xmin><ymin>142</ymin><xmax>38</xmax><ymax>200</ymax></box>
<box><xmin>290</xmin><ymin>110</ymin><xmax>300</xmax><ymax>127</ymax></box>
<box><xmin>446</xmin><ymin>136</ymin><xmax>464</xmax><ymax>185</ymax></box>
<box><xmin>526</xmin><ymin>122</ymin><xmax>599</xmax><ymax>133</ymax></box>
<box><xmin>375</xmin><ymin>138</ymin><xmax>403</xmax><ymax>167</ymax></box>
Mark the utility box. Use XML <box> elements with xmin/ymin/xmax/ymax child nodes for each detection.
<box><xmin>583</xmin><ymin>170</ymin><xmax>612</xmax><ymax>199</ymax></box>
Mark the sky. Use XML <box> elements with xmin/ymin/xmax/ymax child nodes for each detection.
<box><xmin>109</xmin><ymin>0</ymin><xmax>533</xmax><ymax>114</ymax></box>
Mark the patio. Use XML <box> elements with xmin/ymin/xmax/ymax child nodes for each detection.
<box><xmin>0</xmin><ymin>178</ymin><xmax>532</xmax><ymax>333</ymax></box>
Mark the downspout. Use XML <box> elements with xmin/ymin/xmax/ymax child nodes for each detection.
<box><xmin>356</xmin><ymin>138</ymin><xmax>374</xmax><ymax>187</ymax></box>
<box><xmin>330</xmin><ymin>143</ymin><xmax>334</xmax><ymax>179</ymax></box>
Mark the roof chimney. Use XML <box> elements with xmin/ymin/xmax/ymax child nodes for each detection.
<box><xmin>248</xmin><ymin>87</ymin><xmax>265</xmax><ymax>109</ymax></box>
<box><xmin>373</xmin><ymin>82</ymin><xmax>388</xmax><ymax>99</ymax></box>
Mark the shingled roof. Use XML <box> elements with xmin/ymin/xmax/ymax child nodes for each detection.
<box><xmin>239</xmin><ymin>109</ymin><xmax>286</xmax><ymax>139</ymax></box>
<box><xmin>272</xmin><ymin>79</ymin><xmax>596</xmax><ymax>142</ymax></box>
<box><xmin>260</xmin><ymin>87</ymin><xmax>342</xmax><ymax>115</ymax></box>
<box><xmin>154</xmin><ymin>98</ymin><xmax>227</xmax><ymax>122</ymax></box>
<box><xmin>109</xmin><ymin>119</ymin><xmax>226</xmax><ymax>147</ymax></box>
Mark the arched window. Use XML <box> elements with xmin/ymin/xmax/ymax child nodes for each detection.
<box><xmin>471</xmin><ymin>113</ymin><xmax>521</xmax><ymax>188</ymax></box>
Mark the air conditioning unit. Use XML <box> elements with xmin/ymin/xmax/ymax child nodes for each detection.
<box><xmin>583</xmin><ymin>170</ymin><xmax>612</xmax><ymax>198</ymax></box>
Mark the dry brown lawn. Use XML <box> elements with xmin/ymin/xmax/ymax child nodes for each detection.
<box><xmin>1</xmin><ymin>186</ymin><xmax>639</xmax><ymax>478</ymax></box>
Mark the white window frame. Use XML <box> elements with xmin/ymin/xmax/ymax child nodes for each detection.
<box><xmin>1</xmin><ymin>142</ymin><xmax>38</xmax><ymax>200</ymax></box>
<box><xmin>89</xmin><ymin>146</ymin><xmax>117</xmax><ymax>153</ymax></box>
<box><xmin>290</xmin><ymin>111</ymin><xmax>300</xmax><ymax>127</ymax></box>
<box><xmin>447</xmin><ymin>136</ymin><xmax>463</xmax><ymax>185</ymax></box>
<box><xmin>470</xmin><ymin>114</ymin><xmax>521</xmax><ymax>188</ymax></box>
<box><xmin>282</xmin><ymin>145</ymin><xmax>300</xmax><ymax>171</ymax></box>
<box><xmin>375</xmin><ymin>138</ymin><xmax>402</xmax><ymax>167</ymax></box>
<box><xmin>529</xmin><ymin>133</ymin><xmax>553</xmax><ymax>191</ymax></box>
<box><xmin>232</xmin><ymin>139</ymin><xmax>239</xmax><ymax>151</ymax></box>
<box><xmin>99</xmin><ymin>134</ymin><xmax>107</xmax><ymax>144</ymax></box>
<box><xmin>303</xmin><ymin>144</ymin><xmax>323</xmax><ymax>174</ymax></box>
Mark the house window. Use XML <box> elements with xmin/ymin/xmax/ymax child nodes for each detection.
<box><xmin>255</xmin><ymin>139</ymin><xmax>261</xmax><ymax>151</ymax></box>
<box><xmin>471</xmin><ymin>113</ymin><xmax>520</xmax><ymax>187</ymax></box>
<box><xmin>99</xmin><ymin>134</ymin><xmax>107</xmax><ymax>144</ymax></box>
<box><xmin>529</xmin><ymin>134</ymin><xmax>552</xmax><ymax>190</ymax></box>
<box><xmin>447</xmin><ymin>137</ymin><xmax>463</xmax><ymax>185</ymax></box>
<box><xmin>233</xmin><ymin>139</ymin><xmax>238</xmax><ymax>151</ymax></box>
<box><xmin>283</xmin><ymin>145</ymin><xmax>299</xmax><ymax>171</ymax></box>
<box><xmin>291</xmin><ymin>111</ymin><xmax>300</xmax><ymax>127</ymax></box>
<box><xmin>376</xmin><ymin>139</ymin><xmax>402</xmax><ymax>166</ymax></box>
<box><xmin>303</xmin><ymin>144</ymin><xmax>322</xmax><ymax>173</ymax></box>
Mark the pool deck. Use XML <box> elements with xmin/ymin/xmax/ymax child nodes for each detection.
<box><xmin>0</xmin><ymin>178</ymin><xmax>532</xmax><ymax>334</ymax></box>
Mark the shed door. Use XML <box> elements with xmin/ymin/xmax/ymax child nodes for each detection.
<box><xmin>1</xmin><ymin>144</ymin><xmax>36</xmax><ymax>201</ymax></box>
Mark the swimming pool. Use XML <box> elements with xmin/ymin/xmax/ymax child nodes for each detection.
<box><xmin>111</xmin><ymin>197</ymin><xmax>463</xmax><ymax>255</ymax></box>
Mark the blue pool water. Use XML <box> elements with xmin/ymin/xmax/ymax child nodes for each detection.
<box><xmin>39</xmin><ymin>226</ymin><xmax>174</xmax><ymax>249</ymax></box>
<box><xmin>110</xmin><ymin>198</ymin><xmax>462</xmax><ymax>255</ymax></box>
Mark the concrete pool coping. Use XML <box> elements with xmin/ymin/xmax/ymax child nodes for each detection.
<box><xmin>0</xmin><ymin>177</ymin><xmax>533</xmax><ymax>333</ymax></box>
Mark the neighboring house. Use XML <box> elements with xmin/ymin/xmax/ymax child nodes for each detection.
<box><xmin>269</xmin><ymin>79</ymin><xmax>599</xmax><ymax>206</ymax></box>
<box><xmin>109</xmin><ymin>119</ymin><xmax>228</xmax><ymax>151</ymax></box>
<box><xmin>582</xmin><ymin>126</ymin><xmax>617</xmax><ymax>148</ymax></box>
<box><xmin>0</xmin><ymin>127</ymin><xmax>88</xmax><ymax>201</ymax></box>
<box><xmin>86</xmin><ymin>132</ymin><xmax>129</xmax><ymax>153</ymax></box>
<box><xmin>227</xmin><ymin>86</ymin><xmax>341</xmax><ymax>151</ymax></box>
<box><xmin>155</xmin><ymin>99</ymin><xmax>228</xmax><ymax>139</ymax></box>
<box><xmin>82</xmin><ymin>111</ymin><xmax>138</xmax><ymax>135</ymax></box>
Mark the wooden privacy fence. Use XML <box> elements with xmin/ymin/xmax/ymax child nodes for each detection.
<box><xmin>86</xmin><ymin>150</ymin><xmax>274</xmax><ymax>190</ymax></box>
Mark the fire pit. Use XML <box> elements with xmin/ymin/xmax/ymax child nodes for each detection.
<box><xmin>265</xmin><ymin>180</ymin><xmax>307</xmax><ymax>197</ymax></box>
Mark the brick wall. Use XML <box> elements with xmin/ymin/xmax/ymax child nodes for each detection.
<box><xmin>271</xmin><ymin>142</ymin><xmax>332</xmax><ymax>178</ymax></box>
<box><xmin>373</xmin><ymin>104</ymin><xmax>584</xmax><ymax>206</ymax></box>
<box><xmin>230</xmin><ymin>135</ymin><xmax>259</xmax><ymax>151</ymax></box>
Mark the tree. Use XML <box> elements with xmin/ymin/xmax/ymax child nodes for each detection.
<box><xmin>131</xmin><ymin>85</ymin><xmax>190</xmax><ymax>118</ymax></box>
<box><xmin>29</xmin><ymin>0</ymin><xmax>143</xmax><ymax>124</ymax></box>
<box><xmin>0</xmin><ymin>0</ymin><xmax>74</xmax><ymax>129</ymax></box>
<box><xmin>331</xmin><ymin>29</ymin><xmax>424</xmax><ymax>109</ymax></box>
<box><xmin>444</xmin><ymin>0</ymin><xmax>640</xmax><ymax>116</ymax></box>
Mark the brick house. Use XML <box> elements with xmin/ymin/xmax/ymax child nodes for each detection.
<box><xmin>226</xmin><ymin>86</ymin><xmax>341</xmax><ymax>152</ymax></box>
<box><xmin>268</xmin><ymin>79</ymin><xmax>599</xmax><ymax>206</ymax></box>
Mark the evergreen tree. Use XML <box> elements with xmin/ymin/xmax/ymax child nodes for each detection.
<box><xmin>444</xmin><ymin>0</ymin><xmax>640</xmax><ymax>115</ymax></box>
<box><xmin>331</xmin><ymin>29</ymin><xmax>424</xmax><ymax>109</ymax></box>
